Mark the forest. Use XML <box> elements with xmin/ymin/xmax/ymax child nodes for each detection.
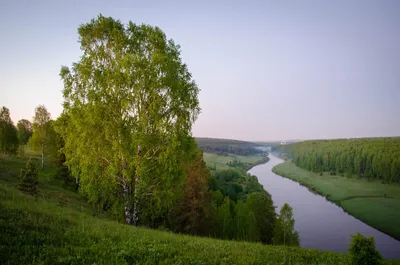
<box><xmin>285</xmin><ymin>138</ymin><xmax>400</xmax><ymax>183</ymax></box>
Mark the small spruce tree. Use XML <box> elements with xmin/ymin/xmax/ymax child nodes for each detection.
<box><xmin>19</xmin><ymin>158</ymin><xmax>39</xmax><ymax>196</ymax></box>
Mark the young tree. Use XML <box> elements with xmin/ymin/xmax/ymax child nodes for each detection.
<box><xmin>217</xmin><ymin>197</ymin><xmax>234</xmax><ymax>239</ymax></box>
<box><xmin>58</xmin><ymin>15</ymin><xmax>200</xmax><ymax>226</ymax></box>
<box><xmin>170</xmin><ymin>149</ymin><xmax>213</xmax><ymax>235</ymax></box>
<box><xmin>0</xmin><ymin>106</ymin><xmax>18</xmax><ymax>154</ymax></box>
<box><xmin>234</xmin><ymin>200</ymin><xmax>259</xmax><ymax>242</ymax></box>
<box><xmin>274</xmin><ymin>203</ymin><xmax>300</xmax><ymax>246</ymax></box>
<box><xmin>30</xmin><ymin>105</ymin><xmax>51</xmax><ymax>170</ymax></box>
<box><xmin>246</xmin><ymin>192</ymin><xmax>276</xmax><ymax>244</ymax></box>
<box><xmin>19</xmin><ymin>158</ymin><xmax>39</xmax><ymax>196</ymax></box>
<box><xmin>349</xmin><ymin>233</ymin><xmax>382</xmax><ymax>265</ymax></box>
<box><xmin>17</xmin><ymin>119</ymin><xmax>32</xmax><ymax>145</ymax></box>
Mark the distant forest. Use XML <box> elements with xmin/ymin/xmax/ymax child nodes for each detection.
<box><xmin>285</xmin><ymin>138</ymin><xmax>400</xmax><ymax>183</ymax></box>
<box><xmin>196</xmin><ymin>137</ymin><xmax>265</xmax><ymax>156</ymax></box>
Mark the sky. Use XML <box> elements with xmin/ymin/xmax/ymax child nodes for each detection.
<box><xmin>1</xmin><ymin>0</ymin><xmax>399</xmax><ymax>141</ymax></box>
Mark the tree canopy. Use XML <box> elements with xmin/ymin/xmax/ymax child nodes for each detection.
<box><xmin>274</xmin><ymin>203</ymin><xmax>300</xmax><ymax>246</ymax></box>
<box><xmin>30</xmin><ymin>105</ymin><xmax>51</xmax><ymax>170</ymax></box>
<box><xmin>0</xmin><ymin>106</ymin><xmax>18</xmax><ymax>154</ymax></box>
<box><xmin>288</xmin><ymin>138</ymin><xmax>400</xmax><ymax>183</ymax></box>
<box><xmin>17</xmin><ymin>119</ymin><xmax>32</xmax><ymax>145</ymax></box>
<box><xmin>57</xmin><ymin>15</ymin><xmax>200</xmax><ymax>226</ymax></box>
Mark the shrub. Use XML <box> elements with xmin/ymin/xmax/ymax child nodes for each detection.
<box><xmin>19</xmin><ymin>158</ymin><xmax>38</xmax><ymax>196</ymax></box>
<box><xmin>349</xmin><ymin>233</ymin><xmax>382</xmax><ymax>265</ymax></box>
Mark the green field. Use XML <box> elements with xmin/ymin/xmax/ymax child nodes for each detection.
<box><xmin>203</xmin><ymin>152</ymin><xmax>266</xmax><ymax>172</ymax></box>
<box><xmin>272</xmin><ymin>161</ymin><xmax>400</xmax><ymax>240</ymax></box>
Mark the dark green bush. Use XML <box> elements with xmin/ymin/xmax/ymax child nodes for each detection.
<box><xmin>349</xmin><ymin>233</ymin><xmax>382</xmax><ymax>265</ymax></box>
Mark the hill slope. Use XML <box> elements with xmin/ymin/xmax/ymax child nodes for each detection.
<box><xmin>1</xmin><ymin>155</ymin><xmax>399</xmax><ymax>265</ymax></box>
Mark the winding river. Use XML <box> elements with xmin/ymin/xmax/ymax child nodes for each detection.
<box><xmin>248</xmin><ymin>154</ymin><xmax>400</xmax><ymax>259</ymax></box>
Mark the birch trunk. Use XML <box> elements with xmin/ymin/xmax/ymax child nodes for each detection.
<box><xmin>133</xmin><ymin>144</ymin><xmax>142</xmax><ymax>226</ymax></box>
<box><xmin>41</xmin><ymin>143</ymin><xmax>44</xmax><ymax>170</ymax></box>
<box><xmin>123</xmin><ymin>180</ymin><xmax>132</xmax><ymax>225</ymax></box>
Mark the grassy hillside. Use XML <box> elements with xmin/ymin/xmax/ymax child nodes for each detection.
<box><xmin>2</xmin><ymin>155</ymin><xmax>400</xmax><ymax>264</ymax></box>
<box><xmin>272</xmin><ymin>161</ymin><xmax>400</xmax><ymax>241</ymax></box>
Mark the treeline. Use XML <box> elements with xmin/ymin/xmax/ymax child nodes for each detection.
<box><xmin>196</xmin><ymin>137</ymin><xmax>265</xmax><ymax>156</ymax></box>
<box><xmin>0</xmin><ymin>107</ymin><xmax>26</xmax><ymax>154</ymax></box>
<box><xmin>288</xmin><ymin>138</ymin><xmax>400</xmax><ymax>182</ymax></box>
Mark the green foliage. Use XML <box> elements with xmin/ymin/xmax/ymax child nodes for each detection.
<box><xmin>19</xmin><ymin>158</ymin><xmax>38</xmax><ymax>195</ymax></box>
<box><xmin>246</xmin><ymin>192</ymin><xmax>277</xmax><ymax>244</ymax></box>
<box><xmin>169</xmin><ymin>149</ymin><xmax>213</xmax><ymax>236</ymax></box>
<box><xmin>30</xmin><ymin>105</ymin><xmax>51</xmax><ymax>170</ymax></box>
<box><xmin>208</xmin><ymin>175</ymin><xmax>220</xmax><ymax>191</ymax></box>
<box><xmin>0</xmin><ymin>106</ymin><xmax>19</xmax><ymax>154</ymax></box>
<box><xmin>217</xmin><ymin>196</ymin><xmax>234</xmax><ymax>239</ymax></box>
<box><xmin>58</xmin><ymin>15</ymin><xmax>200</xmax><ymax>226</ymax></box>
<box><xmin>349</xmin><ymin>233</ymin><xmax>382</xmax><ymax>265</ymax></box>
<box><xmin>211</xmin><ymin>190</ymin><xmax>224</xmax><ymax>206</ymax></box>
<box><xmin>290</xmin><ymin>138</ymin><xmax>400</xmax><ymax>183</ymax></box>
<box><xmin>234</xmin><ymin>200</ymin><xmax>259</xmax><ymax>242</ymax></box>
<box><xmin>274</xmin><ymin>203</ymin><xmax>300</xmax><ymax>246</ymax></box>
<box><xmin>16</xmin><ymin>119</ymin><xmax>32</xmax><ymax>145</ymax></box>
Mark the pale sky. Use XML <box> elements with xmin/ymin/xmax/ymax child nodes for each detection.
<box><xmin>1</xmin><ymin>0</ymin><xmax>399</xmax><ymax>141</ymax></box>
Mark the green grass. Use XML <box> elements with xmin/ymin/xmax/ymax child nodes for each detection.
<box><xmin>272</xmin><ymin>161</ymin><xmax>400</xmax><ymax>241</ymax></box>
<box><xmin>2</xmin><ymin>155</ymin><xmax>400</xmax><ymax>264</ymax></box>
<box><xmin>203</xmin><ymin>152</ymin><xmax>265</xmax><ymax>172</ymax></box>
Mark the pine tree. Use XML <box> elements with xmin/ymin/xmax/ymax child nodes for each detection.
<box><xmin>19</xmin><ymin>158</ymin><xmax>39</xmax><ymax>196</ymax></box>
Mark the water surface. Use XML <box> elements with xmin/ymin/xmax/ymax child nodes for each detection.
<box><xmin>248</xmin><ymin>154</ymin><xmax>400</xmax><ymax>259</ymax></box>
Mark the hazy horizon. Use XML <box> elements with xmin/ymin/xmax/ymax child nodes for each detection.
<box><xmin>1</xmin><ymin>0</ymin><xmax>399</xmax><ymax>141</ymax></box>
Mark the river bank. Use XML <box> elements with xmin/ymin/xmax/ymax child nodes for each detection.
<box><xmin>272</xmin><ymin>160</ymin><xmax>400</xmax><ymax>241</ymax></box>
<box><xmin>249</xmin><ymin>155</ymin><xmax>400</xmax><ymax>259</ymax></box>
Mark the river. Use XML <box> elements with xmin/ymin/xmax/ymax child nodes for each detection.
<box><xmin>248</xmin><ymin>154</ymin><xmax>400</xmax><ymax>259</ymax></box>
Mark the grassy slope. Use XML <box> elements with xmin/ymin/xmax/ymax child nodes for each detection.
<box><xmin>272</xmin><ymin>161</ymin><xmax>400</xmax><ymax>241</ymax></box>
<box><xmin>1</xmin><ymin>155</ymin><xmax>399</xmax><ymax>265</ymax></box>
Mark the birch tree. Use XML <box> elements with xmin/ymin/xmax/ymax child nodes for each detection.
<box><xmin>58</xmin><ymin>15</ymin><xmax>200</xmax><ymax>226</ymax></box>
<box><xmin>30</xmin><ymin>105</ymin><xmax>51</xmax><ymax>170</ymax></box>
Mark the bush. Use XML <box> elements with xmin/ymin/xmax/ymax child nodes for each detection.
<box><xmin>349</xmin><ymin>233</ymin><xmax>382</xmax><ymax>265</ymax></box>
<box><xmin>19</xmin><ymin>158</ymin><xmax>38</xmax><ymax>196</ymax></box>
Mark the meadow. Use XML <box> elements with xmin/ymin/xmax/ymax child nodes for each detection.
<box><xmin>272</xmin><ymin>161</ymin><xmax>400</xmax><ymax>240</ymax></box>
